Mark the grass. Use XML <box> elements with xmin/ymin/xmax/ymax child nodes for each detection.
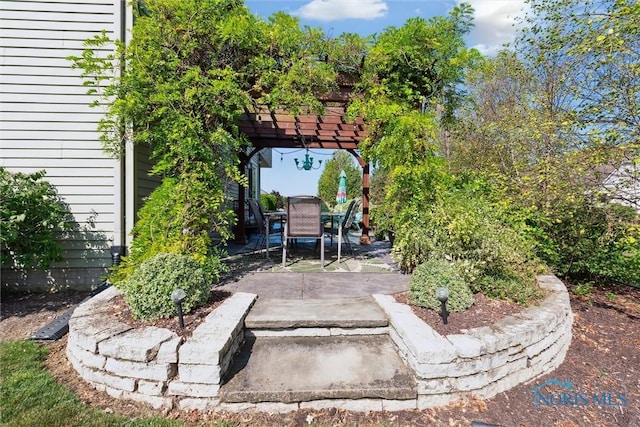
<box><xmin>0</xmin><ymin>340</ymin><xmax>193</xmax><ymax>427</ymax></box>
<box><xmin>0</xmin><ymin>340</ymin><xmax>379</xmax><ymax>427</ymax></box>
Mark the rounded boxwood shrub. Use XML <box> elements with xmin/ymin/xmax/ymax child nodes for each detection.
<box><xmin>119</xmin><ymin>253</ymin><xmax>212</xmax><ymax>320</ymax></box>
<box><xmin>409</xmin><ymin>259</ymin><xmax>474</xmax><ymax>312</ymax></box>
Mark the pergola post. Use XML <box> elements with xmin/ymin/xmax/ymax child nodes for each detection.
<box><xmin>360</xmin><ymin>162</ymin><xmax>371</xmax><ymax>245</ymax></box>
<box><xmin>348</xmin><ymin>149</ymin><xmax>371</xmax><ymax>245</ymax></box>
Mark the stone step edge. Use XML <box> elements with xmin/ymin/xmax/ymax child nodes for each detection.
<box><xmin>245</xmin><ymin>326</ymin><xmax>389</xmax><ymax>338</ymax></box>
<box><xmin>244</xmin><ymin>297</ymin><xmax>389</xmax><ymax>330</ymax></box>
<box><xmin>219</xmin><ymin>386</ymin><xmax>417</xmax><ymax>404</ymax></box>
<box><xmin>180</xmin><ymin>397</ymin><xmax>420</xmax><ymax>413</ymax></box>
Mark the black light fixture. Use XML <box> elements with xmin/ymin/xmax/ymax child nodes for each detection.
<box><xmin>171</xmin><ymin>288</ymin><xmax>187</xmax><ymax>328</ymax></box>
<box><xmin>436</xmin><ymin>287</ymin><xmax>449</xmax><ymax>325</ymax></box>
<box><xmin>294</xmin><ymin>148</ymin><xmax>322</xmax><ymax>171</ymax></box>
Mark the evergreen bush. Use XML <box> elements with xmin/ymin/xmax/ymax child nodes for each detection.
<box><xmin>409</xmin><ymin>259</ymin><xmax>475</xmax><ymax>312</ymax></box>
<box><xmin>118</xmin><ymin>253</ymin><xmax>212</xmax><ymax>320</ymax></box>
<box><xmin>540</xmin><ymin>201</ymin><xmax>640</xmax><ymax>287</ymax></box>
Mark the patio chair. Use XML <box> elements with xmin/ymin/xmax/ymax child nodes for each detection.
<box><xmin>282</xmin><ymin>195</ymin><xmax>324</xmax><ymax>267</ymax></box>
<box><xmin>247</xmin><ymin>198</ymin><xmax>277</xmax><ymax>251</ymax></box>
<box><xmin>326</xmin><ymin>198</ymin><xmax>361</xmax><ymax>262</ymax></box>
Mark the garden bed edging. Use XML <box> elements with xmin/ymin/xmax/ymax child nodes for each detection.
<box><xmin>65</xmin><ymin>275</ymin><xmax>572</xmax><ymax>412</ymax></box>
<box><xmin>373</xmin><ymin>275</ymin><xmax>573</xmax><ymax>408</ymax></box>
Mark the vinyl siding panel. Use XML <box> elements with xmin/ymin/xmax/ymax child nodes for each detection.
<box><xmin>134</xmin><ymin>143</ymin><xmax>161</xmax><ymax>216</ymax></box>
<box><xmin>0</xmin><ymin>0</ymin><xmax>122</xmax><ymax>291</ymax></box>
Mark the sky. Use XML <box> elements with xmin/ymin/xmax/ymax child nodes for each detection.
<box><xmin>247</xmin><ymin>0</ymin><xmax>529</xmax><ymax>196</ymax></box>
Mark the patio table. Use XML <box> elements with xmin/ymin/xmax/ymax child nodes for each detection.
<box><xmin>264</xmin><ymin>211</ymin><xmax>286</xmax><ymax>260</ymax></box>
<box><xmin>321</xmin><ymin>212</ymin><xmax>344</xmax><ymax>243</ymax></box>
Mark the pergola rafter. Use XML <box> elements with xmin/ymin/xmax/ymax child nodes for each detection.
<box><xmin>239</xmin><ymin>106</ymin><xmax>367</xmax><ymax>149</ymax></box>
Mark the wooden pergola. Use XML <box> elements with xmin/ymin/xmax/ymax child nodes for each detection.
<box><xmin>236</xmin><ymin>96</ymin><xmax>371</xmax><ymax>245</ymax></box>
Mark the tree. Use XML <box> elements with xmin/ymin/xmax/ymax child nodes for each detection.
<box><xmin>317</xmin><ymin>150</ymin><xmax>362</xmax><ymax>208</ymax></box>
<box><xmin>447</xmin><ymin>0</ymin><xmax>640</xmax><ymax>285</ymax></box>
<box><xmin>71</xmin><ymin>0</ymin><xmax>345</xmax><ymax>282</ymax></box>
<box><xmin>348</xmin><ymin>4</ymin><xmax>480</xmax><ymax>235</ymax></box>
<box><xmin>519</xmin><ymin>0</ymin><xmax>639</xmax><ymax>152</ymax></box>
<box><xmin>450</xmin><ymin>50</ymin><xmax>585</xmax><ymax>209</ymax></box>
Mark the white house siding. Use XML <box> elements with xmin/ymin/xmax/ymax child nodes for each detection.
<box><xmin>1</xmin><ymin>0</ymin><xmax>125</xmax><ymax>291</ymax></box>
<box><xmin>1</xmin><ymin>1</ymin><xmax>272</xmax><ymax>291</ymax></box>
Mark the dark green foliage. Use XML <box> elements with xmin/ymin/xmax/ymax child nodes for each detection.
<box><xmin>260</xmin><ymin>193</ymin><xmax>277</xmax><ymax>211</ymax></box>
<box><xmin>449</xmin><ymin>0</ymin><xmax>640</xmax><ymax>289</ymax></box>
<box><xmin>409</xmin><ymin>259</ymin><xmax>474</xmax><ymax>312</ymax></box>
<box><xmin>110</xmin><ymin>177</ymin><xmax>230</xmax><ymax>284</ymax></box>
<box><xmin>264</xmin><ymin>190</ymin><xmax>286</xmax><ymax>210</ymax></box>
<box><xmin>0</xmin><ymin>168</ymin><xmax>71</xmax><ymax>269</ymax></box>
<box><xmin>363</xmin><ymin>4</ymin><xmax>477</xmax><ymax>111</ymax></box>
<box><xmin>69</xmin><ymin>0</ymin><xmax>354</xmax><ymax>291</ymax></box>
<box><xmin>539</xmin><ymin>201</ymin><xmax>640</xmax><ymax>287</ymax></box>
<box><xmin>393</xmin><ymin>180</ymin><xmax>544</xmax><ymax>305</ymax></box>
<box><xmin>119</xmin><ymin>253</ymin><xmax>212</xmax><ymax>320</ymax></box>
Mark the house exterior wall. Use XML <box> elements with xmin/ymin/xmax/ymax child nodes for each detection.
<box><xmin>1</xmin><ymin>1</ymin><xmax>269</xmax><ymax>292</ymax></box>
<box><xmin>133</xmin><ymin>143</ymin><xmax>162</xmax><ymax>217</ymax></box>
<box><xmin>1</xmin><ymin>0</ymin><xmax>126</xmax><ymax>291</ymax></box>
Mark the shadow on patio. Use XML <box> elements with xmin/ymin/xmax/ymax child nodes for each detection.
<box><xmin>219</xmin><ymin>229</ymin><xmax>399</xmax><ymax>276</ymax></box>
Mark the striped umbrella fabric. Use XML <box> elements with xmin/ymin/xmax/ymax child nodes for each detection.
<box><xmin>336</xmin><ymin>170</ymin><xmax>347</xmax><ymax>205</ymax></box>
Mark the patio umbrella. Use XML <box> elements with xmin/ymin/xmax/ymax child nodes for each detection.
<box><xmin>336</xmin><ymin>170</ymin><xmax>347</xmax><ymax>206</ymax></box>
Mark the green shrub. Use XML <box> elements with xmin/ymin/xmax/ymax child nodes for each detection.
<box><xmin>118</xmin><ymin>253</ymin><xmax>212</xmax><ymax>320</ymax></box>
<box><xmin>0</xmin><ymin>168</ymin><xmax>71</xmax><ymax>269</ymax></box>
<box><xmin>572</xmin><ymin>282</ymin><xmax>593</xmax><ymax>296</ymax></box>
<box><xmin>409</xmin><ymin>259</ymin><xmax>474</xmax><ymax>312</ymax></box>
<box><xmin>539</xmin><ymin>201</ymin><xmax>640</xmax><ymax>287</ymax></box>
<box><xmin>391</xmin><ymin>180</ymin><xmax>544</xmax><ymax>304</ymax></box>
<box><xmin>110</xmin><ymin>177</ymin><xmax>231</xmax><ymax>285</ymax></box>
<box><xmin>260</xmin><ymin>193</ymin><xmax>277</xmax><ymax>211</ymax></box>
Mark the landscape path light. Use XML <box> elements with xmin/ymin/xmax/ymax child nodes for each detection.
<box><xmin>171</xmin><ymin>288</ymin><xmax>187</xmax><ymax>328</ymax></box>
<box><xmin>436</xmin><ymin>287</ymin><xmax>449</xmax><ymax>325</ymax></box>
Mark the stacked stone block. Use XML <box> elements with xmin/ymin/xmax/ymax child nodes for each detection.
<box><xmin>66</xmin><ymin>287</ymin><xmax>256</xmax><ymax>411</ymax></box>
<box><xmin>373</xmin><ymin>275</ymin><xmax>573</xmax><ymax>409</ymax></box>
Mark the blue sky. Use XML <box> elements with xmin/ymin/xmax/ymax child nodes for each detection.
<box><xmin>247</xmin><ymin>0</ymin><xmax>529</xmax><ymax>196</ymax></box>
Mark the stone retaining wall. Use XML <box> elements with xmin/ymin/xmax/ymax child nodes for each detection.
<box><xmin>66</xmin><ymin>287</ymin><xmax>256</xmax><ymax>411</ymax></box>
<box><xmin>374</xmin><ymin>275</ymin><xmax>573</xmax><ymax>409</ymax></box>
<box><xmin>66</xmin><ymin>275</ymin><xmax>572</xmax><ymax>412</ymax></box>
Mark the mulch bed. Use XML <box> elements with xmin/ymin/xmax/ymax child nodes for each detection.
<box><xmin>108</xmin><ymin>290</ymin><xmax>232</xmax><ymax>339</ymax></box>
<box><xmin>393</xmin><ymin>291</ymin><xmax>529</xmax><ymax>336</ymax></box>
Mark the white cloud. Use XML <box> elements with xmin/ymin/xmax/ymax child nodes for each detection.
<box><xmin>294</xmin><ymin>0</ymin><xmax>388</xmax><ymax>22</ymax></box>
<box><xmin>459</xmin><ymin>0</ymin><xmax>529</xmax><ymax>55</ymax></box>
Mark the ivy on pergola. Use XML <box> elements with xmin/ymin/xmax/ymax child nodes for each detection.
<box><xmin>71</xmin><ymin>0</ymin><xmax>478</xmax><ymax>278</ymax></box>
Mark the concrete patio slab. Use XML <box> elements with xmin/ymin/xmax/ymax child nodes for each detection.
<box><xmin>302</xmin><ymin>272</ymin><xmax>409</xmax><ymax>298</ymax></box>
<box><xmin>220</xmin><ymin>335</ymin><xmax>417</xmax><ymax>403</ymax></box>
<box><xmin>217</xmin><ymin>273</ymin><xmax>304</xmax><ymax>299</ymax></box>
<box><xmin>216</xmin><ymin>272</ymin><xmax>410</xmax><ymax>300</ymax></box>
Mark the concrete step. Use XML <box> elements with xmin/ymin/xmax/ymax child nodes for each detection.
<box><xmin>244</xmin><ymin>297</ymin><xmax>388</xmax><ymax>330</ymax></box>
<box><xmin>220</xmin><ymin>334</ymin><xmax>416</xmax><ymax>403</ymax></box>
